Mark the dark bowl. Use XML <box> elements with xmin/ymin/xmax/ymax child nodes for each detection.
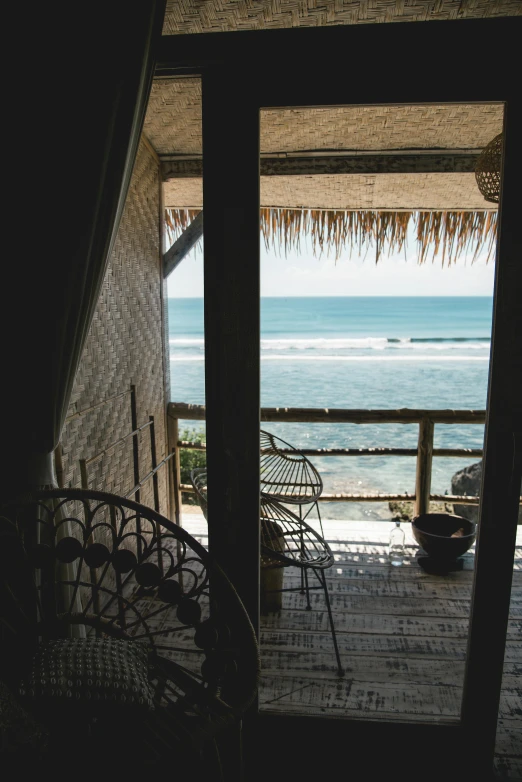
<box><xmin>412</xmin><ymin>513</ymin><xmax>477</xmax><ymax>560</ymax></box>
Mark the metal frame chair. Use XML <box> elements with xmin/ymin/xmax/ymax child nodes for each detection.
<box><xmin>190</xmin><ymin>467</ymin><xmax>344</xmax><ymax>677</ymax></box>
<box><xmin>260</xmin><ymin>430</ymin><xmax>324</xmax><ymax>537</ymax></box>
<box><xmin>0</xmin><ymin>488</ymin><xmax>259</xmax><ymax>771</ymax></box>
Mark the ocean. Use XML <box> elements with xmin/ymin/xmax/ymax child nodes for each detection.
<box><xmin>168</xmin><ymin>296</ymin><xmax>493</xmax><ymax>520</ymax></box>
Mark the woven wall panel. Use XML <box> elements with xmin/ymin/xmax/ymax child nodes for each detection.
<box><xmin>60</xmin><ymin>141</ymin><xmax>169</xmax><ymax>515</ymax></box>
<box><xmin>163</xmin><ymin>171</ymin><xmax>494</xmax><ymax>209</ymax></box>
<box><xmin>145</xmin><ymin>79</ymin><xmax>202</xmax><ymax>155</ymax></box>
<box><xmin>260</xmin><ymin>171</ymin><xmax>495</xmax><ymax>209</ymax></box>
<box><xmin>164</xmin><ymin>176</ymin><xmax>204</xmax><ymax>207</ymax></box>
<box><xmin>144</xmin><ymin>82</ymin><xmax>503</xmax><ymax>158</ymax></box>
<box><xmin>162</xmin><ymin>0</ymin><xmax>520</xmax><ymax>35</ymax></box>
<box><xmin>261</xmin><ymin>105</ymin><xmax>504</xmax><ymax>153</ymax></box>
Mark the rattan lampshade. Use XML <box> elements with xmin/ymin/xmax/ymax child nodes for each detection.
<box><xmin>475</xmin><ymin>133</ymin><xmax>503</xmax><ymax>204</ymax></box>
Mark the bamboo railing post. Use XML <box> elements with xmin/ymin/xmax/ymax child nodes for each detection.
<box><xmin>167</xmin><ymin>412</ymin><xmax>183</xmax><ymax>528</ymax></box>
<box><xmin>149</xmin><ymin>415</ymin><xmax>160</xmax><ymax>514</ymax></box>
<box><xmin>415</xmin><ymin>418</ymin><xmax>434</xmax><ymax>517</ymax></box>
<box><xmin>167</xmin><ymin>412</ymin><xmax>184</xmax><ymax>592</ymax></box>
<box><xmin>130</xmin><ymin>384</ymin><xmax>142</xmax><ymax>556</ymax></box>
<box><xmin>149</xmin><ymin>415</ymin><xmax>163</xmax><ymax>575</ymax></box>
<box><xmin>130</xmin><ymin>385</ymin><xmax>141</xmax><ymax>505</ymax></box>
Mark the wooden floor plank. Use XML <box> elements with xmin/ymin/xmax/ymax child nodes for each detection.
<box><xmin>259</xmin><ymin>674</ymin><xmax>462</xmax><ymax>719</ymax></box>
<box><xmin>276</xmin><ymin>590</ymin><xmax>522</xmax><ymax>619</ymax></box>
<box><xmin>493</xmin><ymin>757</ymin><xmax>522</xmax><ymax>780</ymax></box>
<box><xmin>177</xmin><ymin>513</ymin><xmax>522</xmax><ymax>774</ymax></box>
<box><xmin>496</xmin><ymin>719</ymin><xmax>522</xmax><ymax>757</ymax></box>
<box><xmin>261</xmin><ymin>606</ymin><xmax>522</xmax><ymax>639</ymax></box>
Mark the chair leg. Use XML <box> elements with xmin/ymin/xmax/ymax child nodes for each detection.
<box><xmin>315</xmin><ymin>501</ymin><xmax>324</xmax><ymax>539</ymax></box>
<box><xmin>313</xmin><ymin>568</ymin><xmax>344</xmax><ymax>678</ymax></box>
<box><xmin>299</xmin><ymin>523</ymin><xmax>306</xmax><ymax>597</ymax></box>
<box><xmin>303</xmin><ymin>567</ymin><xmax>312</xmax><ymax>610</ymax></box>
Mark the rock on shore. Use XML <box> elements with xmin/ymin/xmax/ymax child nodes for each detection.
<box><xmin>451</xmin><ymin>460</ymin><xmax>522</xmax><ymax>523</ymax></box>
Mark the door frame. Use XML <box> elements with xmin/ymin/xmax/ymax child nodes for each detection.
<box><xmin>159</xmin><ymin>17</ymin><xmax>522</xmax><ymax>777</ymax></box>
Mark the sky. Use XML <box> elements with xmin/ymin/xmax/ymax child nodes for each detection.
<box><xmin>166</xmin><ymin>235</ymin><xmax>496</xmax><ymax>298</ymax></box>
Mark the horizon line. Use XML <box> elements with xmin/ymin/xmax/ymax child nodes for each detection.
<box><xmin>167</xmin><ymin>293</ymin><xmax>493</xmax><ymax>299</ymax></box>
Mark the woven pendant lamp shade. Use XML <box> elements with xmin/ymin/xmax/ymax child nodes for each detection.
<box><xmin>475</xmin><ymin>133</ymin><xmax>503</xmax><ymax>203</ymax></box>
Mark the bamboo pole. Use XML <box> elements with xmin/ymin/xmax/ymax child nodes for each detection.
<box><xmin>168</xmin><ymin>402</ymin><xmax>486</xmax><ymax>425</ymax></box>
<box><xmin>178</xmin><ymin>440</ymin><xmax>483</xmax><ymax>459</ymax></box>
<box><xmin>179</xmin><ymin>483</ymin><xmax>514</xmax><ymax>507</ymax></box>
<box><xmin>167</xmin><ymin>415</ymin><xmax>183</xmax><ymax>528</ymax></box>
<box><xmin>64</xmin><ymin>389</ymin><xmax>131</xmax><ymax>424</ymax></box>
<box><xmin>415</xmin><ymin>419</ymin><xmax>434</xmax><ymax>517</ymax></box>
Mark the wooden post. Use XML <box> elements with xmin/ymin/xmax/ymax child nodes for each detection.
<box><xmin>461</xmin><ymin>95</ymin><xmax>522</xmax><ymax>771</ymax></box>
<box><xmin>130</xmin><ymin>385</ymin><xmax>140</xmax><ymax>504</ymax></box>
<box><xmin>202</xmin><ymin>68</ymin><xmax>260</xmax><ymax>629</ymax></box>
<box><xmin>202</xmin><ymin>67</ymin><xmax>260</xmax><ymax>782</ymax></box>
<box><xmin>414</xmin><ymin>418</ymin><xmax>434</xmax><ymax>517</ymax></box>
<box><xmin>149</xmin><ymin>415</ymin><xmax>163</xmax><ymax>574</ymax></box>
<box><xmin>129</xmin><ymin>384</ymin><xmax>142</xmax><ymax>557</ymax></box>
<box><xmin>167</xmin><ymin>412</ymin><xmax>182</xmax><ymax>528</ymax></box>
<box><xmin>149</xmin><ymin>415</ymin><xmax>160</xmax><ymax>514</ymax></box>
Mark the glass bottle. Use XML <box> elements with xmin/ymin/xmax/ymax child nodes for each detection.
<box><xmin>389</xmin><ymin>521</ymin><xmax>405</xmax><ymax>566</ymax></box>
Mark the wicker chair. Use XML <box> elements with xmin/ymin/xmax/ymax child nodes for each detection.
<box><xmin>190</xmin><ymin>463</ymin><xmax>343</xmax><ymax>677</ymax></box>
<box><xmin>0</xmin><ymin>488</ymin><xmax>259</xmax><ymax>773</ymax></box>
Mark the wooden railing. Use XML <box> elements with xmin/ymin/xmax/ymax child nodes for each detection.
<box><xmin>166</xmin><ymin>402</ymin><xmax>514</xmax><ymax>519</ymax></box>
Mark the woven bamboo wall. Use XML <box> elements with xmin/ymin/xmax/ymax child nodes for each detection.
<box><xmin>163</xmin><ymin>171</ymin><xmax>497</xmax><ymax>210</ymax></box>
<box><xmin>59</xmin><ymin>140</ymin><xmax>169</xmax><ymax>516</ymax></box>
<box><xmin>162</xmin><ymin>0</ymin><xmax>521</xmax><ymax>36</ymax></box>
<box><xmin>144</xmin><ymin>84</ymin><xmax>503</xmax><ymax>157</ymax></box>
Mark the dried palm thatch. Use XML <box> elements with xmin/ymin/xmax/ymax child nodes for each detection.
<box><xmin>165</xmin><ymin>208</ymin><xmax>201</xmax><ymax>245</ymax></box>
<box><xmin>165</xmin><ymin>207</ymin><xmax>497</xmax><ymax>265</ymax></box>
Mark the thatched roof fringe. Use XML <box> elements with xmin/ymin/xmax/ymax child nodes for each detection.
<box><xmin>165</xmin><ymin>208</ymin><xmax>201</xmax><ymax>246</ymax></box>
<box><xmin>165</xmin><ymin>208</ymin><xmax>497</xmax><ymax>265</ymax></box>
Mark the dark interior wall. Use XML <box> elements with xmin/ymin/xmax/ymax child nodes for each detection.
<box><xmin>59</xmin><ymin>140</ymin><xmax>169</xmax><ymax>514</ymax></box>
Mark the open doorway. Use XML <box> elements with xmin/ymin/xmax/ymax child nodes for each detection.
<box><xmin>256</xmin><ymin>102</ymin><xmax>509</xmax><ymax>726</ymax></box>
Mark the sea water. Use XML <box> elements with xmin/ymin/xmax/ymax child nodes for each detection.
<box><xmin>168</xmin><ymin>296</ymin><xmax>493</xmax><ymax>520</ymax></box>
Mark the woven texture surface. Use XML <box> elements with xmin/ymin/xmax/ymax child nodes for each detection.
<box><xmin>475</xmin><ymin>132</ymin><xmax>503</xmax><ymax>203</ymax></box>
<box><xmin>164</xmin><ymin>171</ymin><xmax>494</xmax><ymax>209</ymax></box>
<box><xmin>60</xmin><ymin>142</ymin><xmax>168</xmax><ymax>514</ymax></box>
<box><xmin>162</xmin><ymin>0</ymin><xmax>521</xmax><ymax>35</ymax></box>
<box><xmin>146</xmin><ymin>84</ymin><xmax>503</xmax><ymax>209</ymax></box>
<box><xmin>144</xmin><ymin>83</ymin><xmax>503</xmax><ymax>157</ymax></box>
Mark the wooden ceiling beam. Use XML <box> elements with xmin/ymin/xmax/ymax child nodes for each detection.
<box><xmin>161</xmin><ymin>152</ymin><xmax>480</xmax><ymax>180</ymax></box>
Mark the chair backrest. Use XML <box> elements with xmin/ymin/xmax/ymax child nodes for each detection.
<box><xmin>0</xmin><ymin>487</ymin><xmax>259</xmax><ymax>715</ymax></box>
<box><xmin>190</xmin><ymin>467</ymin><xmax>208</xmax><ymax>519</ymax></box>
<box><xmin>260</xmin><ymin>430</ymin><xmax>323</xmax><ymax>504</ymax></box>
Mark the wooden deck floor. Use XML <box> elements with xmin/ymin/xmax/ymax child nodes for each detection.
<box><xmin>180</xmin><ymin>510</ymin><xmax>522</xmax><ymax>779</ymax></box>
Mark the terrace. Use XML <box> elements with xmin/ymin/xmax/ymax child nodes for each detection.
<box><xmin>165</xmin><ymin>402</ymin><xmax>522</xmax><ymax>778</ymax></box>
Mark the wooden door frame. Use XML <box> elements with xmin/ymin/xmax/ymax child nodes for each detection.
<box><xmin>159</xmin><ymin>17</ymin><xmax>522</xmax><ymax>778</ymax></box>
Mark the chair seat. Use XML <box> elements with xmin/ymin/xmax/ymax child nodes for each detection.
<box><xmin>261</xmin><ymin>498</ymin><xmax>333</xmax><ymax>570</ymax></box>
<box><xmin>19</xmin><ymin>637</ymin><xmax>155</xmax><ymax>716</ymax></box>
<box><xmin>0</xmin><ymin>488</ymin><xmax>260</xmax><ymax>764</ymax></box>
